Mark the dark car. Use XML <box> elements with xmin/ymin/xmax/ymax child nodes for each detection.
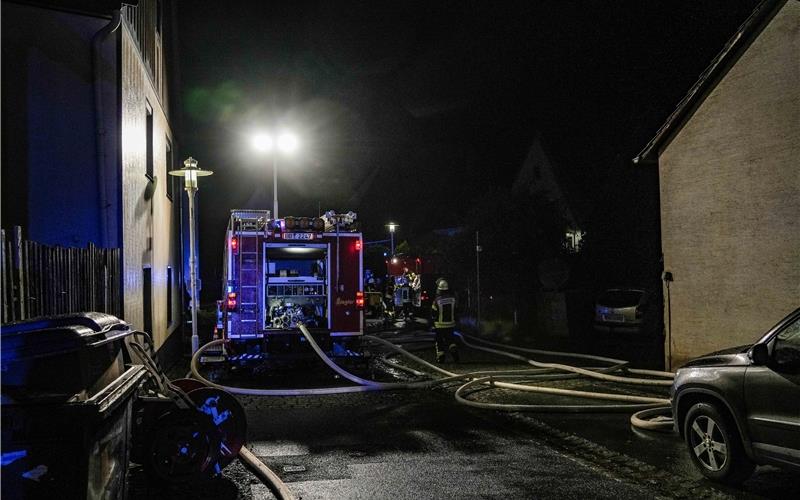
<box><xmin>593</xmin><ymin>288</ymin><xmax>653</xmax><ymax>333</ymax></box>
<box><xmin>671</xmin><ymin>307</ymin><xmax>800</xmax><ymax>484</ymax></box>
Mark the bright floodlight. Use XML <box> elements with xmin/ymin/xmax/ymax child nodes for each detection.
<box><xmin>387</xmin><ymin>223</ymin><xmax>397</xmax><ymax>233</ymax></box>
<box><xmin>277</xmin><ymin>132</ymin><xmax>299</xmax><ymax>153</ymax></box>
<box><xmin>252</xmin><ymin>133</ymin><xmax>273</xmax><ymax>152</ymax></box>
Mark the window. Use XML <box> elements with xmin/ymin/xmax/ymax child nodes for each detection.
<box><xmin>145</xmin><ymin>104</ymin><xmax>154</xmax><ymax>180</ymax></box>
<box><xmin>774</xmin><ymin>317</ymin><xmax>800</xmax><ymax>369</ymax></box>
<box><xmin>143</xmin><ymin>267</ymin><xmax>153</xmax><ymax>334</ymax></box>
<box><xmin>167</xmin><ymin>266</ymin><xmax>173</xmax><ymax>326</ymax></box>
<box><xmin>564</xmin><ymin>229</ymin><xmax>584</xmax><ymax>253</ymax></box>
<box><xmin>166</xmin><ymin>139</ymin><xmax>174</xmax><ymax>200</ymax></box>
<box><xmin>597</xmin><ymin>290</ymin><xmax>644</xmax><ymax>308</ymax></box>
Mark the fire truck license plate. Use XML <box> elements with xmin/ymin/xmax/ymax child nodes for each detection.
<box><xmin>283</xmin><ymin>233</ymin><xmax>314</xmax><ymax>240</ymax></box>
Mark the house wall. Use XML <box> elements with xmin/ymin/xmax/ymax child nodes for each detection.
<box><xmin>1</xmin><ymin>3</ymin><xmax>119</xmax><ymax>248</ymax></box>
<box><xmin>120</xmin><ymin>19</ymin><xmax>180</xmax><ymax>349</ymax></box>
<box><xmin>659</xmin><ymin>1</ymin><xmax>800</xmax><ymax>369</ymax></box>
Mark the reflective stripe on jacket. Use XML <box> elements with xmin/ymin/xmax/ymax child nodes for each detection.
<box><xmin>432</xmin><ymin>295</ymin><xmax>456</xmax><ymax>328</ymax></box>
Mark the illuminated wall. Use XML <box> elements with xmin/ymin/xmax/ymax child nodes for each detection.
<box><xmin>1</xmin><ymin>3</ymin><xmax>119</xmax><ymax>248</ymax></box>
<box><xmin>1</xmin><ymin>2</ymin><xmax>182</xmax><ymax>353</ymax></box>
<box><xmin>120</xmin><ymin>13</ymin><xmax>181</xmax><ymax>350</ymax></box>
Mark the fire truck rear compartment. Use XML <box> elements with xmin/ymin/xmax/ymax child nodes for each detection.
<box><xmin>264</xmin><ymin>245</ymin><xmax>328</xmax><ymax>330</ymax></box>
<box><xmin>222</xmin><ymin>210</ymin><xmax>363</xmax><ymax>357</ymax></box>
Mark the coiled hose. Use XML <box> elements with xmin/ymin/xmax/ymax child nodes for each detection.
<box><xmin>191</xmin><ymin>326</ymin><xmax>674</xmax><ymax>430</ymax></box>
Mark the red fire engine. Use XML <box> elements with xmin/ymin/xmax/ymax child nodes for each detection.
<box><xmin>217</xmin><ymin>209</ymin><xmax>363</xmax><ymax>357</ymax></box>
<box><xmin>385</xmin><ymin>254</ymin><xmax>442</xmax><ymax>314</ymax></box>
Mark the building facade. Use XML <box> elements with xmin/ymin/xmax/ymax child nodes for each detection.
<box><xmin>634</xmin><ymin>0</ymin><xmax>800</xmax><ymax>369</ymax></box>
<box><xmin>2</xmin><ymin>0</ymin><xmax>184</xmax><ymax>359</ymax></box>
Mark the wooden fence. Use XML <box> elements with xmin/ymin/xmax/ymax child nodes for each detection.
<box><xmin>1</xmin><ymin>227</ymin><xmax>122</xmax><ymax>324</ymax></box>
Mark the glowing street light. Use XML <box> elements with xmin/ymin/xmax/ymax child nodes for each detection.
<box><xmin>252</xmin><ymin>133</ymin><xmax>273</xmax><ymax>152</ymax></box>
<box><xmin>169</xmin><ymin>157</ymin><xmax>213</xmax><ymax>354</ymax></box>
<box><xmin>387</xmin><ymin>222</ymin><xmax>398</xmax><ymax>256</ymax></box>
<box><xmin>251</xmin><ymin>130</ymin><xmax>299</xmax><ymax>219</ymax></box>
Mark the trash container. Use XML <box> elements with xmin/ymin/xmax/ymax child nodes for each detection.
<box><xmin>1</xmin><ymin>313</ymin><xmax>147</xmax><ymax>499</ymax></box>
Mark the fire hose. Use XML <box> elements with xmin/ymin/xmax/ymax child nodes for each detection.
<box><xmin>188</xmin><ymin>326</ymin><xmax>675</xmax><ymax>498</ymax></box>
<box><xmin>190</xmin><ymin>326</ymin><xmax>674</xmax><ymax>426</ymax></box>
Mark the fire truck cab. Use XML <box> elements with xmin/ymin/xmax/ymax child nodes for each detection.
<box><xmin>218</xmin><ymin>209</ymin><xmax>364</xmax><ymax>358</ymax></box>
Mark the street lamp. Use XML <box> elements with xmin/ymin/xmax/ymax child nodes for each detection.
<box><xmin>251</xmin><ymin>131</ymin><xmax>299</xmax><ymax>219</ymax></box>
<box><xmin>387</xmin><ymin>222</ymin><xmax>398</xmax><ymax>256</ymax></box>
<box><xmin>169</xmin><ymin>156</ymin><xmax>213</xmax><ymax>354</ymax></box>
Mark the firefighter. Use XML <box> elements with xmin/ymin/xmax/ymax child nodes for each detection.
<box><xmin>431</xmin><ymin>278</ymin><xmax>458</xmax><ymax>363</ymax></box>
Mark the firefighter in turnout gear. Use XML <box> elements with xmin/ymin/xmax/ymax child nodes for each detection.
<box><xmin>431</xmin><ymin>278</ymin><xmax>459</xmax><ymax>363</ymax></box>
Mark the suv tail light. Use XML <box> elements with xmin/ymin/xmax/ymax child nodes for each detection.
<box><xmin>355</xmin><ymin>291</ymin><xmax>364</xmax><ymax>310</ymax></box>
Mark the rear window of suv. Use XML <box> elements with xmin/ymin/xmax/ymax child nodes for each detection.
<box><xmin>597</xmin><ymin>290</ymin><xmax>644</xmax><ymax>308</ymax></box>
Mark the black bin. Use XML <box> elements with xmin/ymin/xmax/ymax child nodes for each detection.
<box><xmin>1</xmin><ymin>313</ymin><xmax>147</xmax><ymax>499</ymax></box>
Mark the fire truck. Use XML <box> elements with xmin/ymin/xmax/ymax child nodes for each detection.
<box><xmin>216</xmin><ymin>209</ymin><xmax>364</xmax><ymax>359</ymax></box>
<box><xmin>386</xmin><ymin>254</ymin><xmax>442</xmax><ymax>316</ymax></box>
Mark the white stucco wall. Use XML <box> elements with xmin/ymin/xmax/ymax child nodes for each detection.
<box><xmin>121</xmin><ymin>23</ymin><xmax>180</xmax><ymax>349</ymax></box>
<box><xmin>659</xmin><ymin>1</ymin><xmax>800</xmax><ymax>369</ymax></box>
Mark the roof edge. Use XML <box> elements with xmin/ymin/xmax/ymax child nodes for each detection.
<box><xmin>632</xmin><ymin>0</ymin><xmax>787</xmax><ymax>166</ymax></box>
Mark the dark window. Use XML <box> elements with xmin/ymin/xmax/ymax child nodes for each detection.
<box><xmin>774</xmin><ymin>317</ymin><xmax>800</xmax><ymax>368</ymax></box>
<box><xmin>143</xmin><ymin>267</ymin><xmax>153</xmax><ymax>334</ymax></box>
<box><xmin>166</xmin><ymin>139</ymin><xmax>173</xmax><ymax>200</ymax></box>
<box><xmin>597</xmin><ymin>290</ymin><xmax>644</xmax><ymax>308</ymax></box>
<box><xmin>167</xmin><ymin>266</ymin><xmax>173</xmax><ymax>326</ymax></box>
<box><xmin>146</xmin><ymin>105</ymin><xmax>154</xmax><ymax>180</ymax></box>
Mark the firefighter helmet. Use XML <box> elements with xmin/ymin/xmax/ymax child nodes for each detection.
<box><xmin>436</xmin><ymin>279</ymin><xmax>449</xmax><ymax>291</ymax></box>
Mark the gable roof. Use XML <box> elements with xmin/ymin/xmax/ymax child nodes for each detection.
<box><xmin>513</xmin><ymin>132</ymin><xmax>584</xmax><ymax>229</ymax></box>
<box><xmin>632</xmin><ymin>0</ymin><xmax>787</xmax><ymax>165</ymax></box>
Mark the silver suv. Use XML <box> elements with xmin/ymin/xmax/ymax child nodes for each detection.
<box><xmin>671</xmin><ymin>307</ymin><xmax>800</xmax><ymax>484</ymax></box>
<box><xmin>593</xmin><ymin>288</ymin><xmax>651</xmax><ymax>333</ymax></box>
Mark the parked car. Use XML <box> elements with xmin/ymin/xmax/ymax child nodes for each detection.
<box><xmin>671</xmin><ymin>307</ymin><xmax>800</xmax><ymax>484</ymax></box>
<box><xmin>593</xmin><ymin>288</ymin><xmax>652</xmax><ymax>333</ymax></box>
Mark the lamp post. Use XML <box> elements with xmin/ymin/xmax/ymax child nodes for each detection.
<box><xmin>169</xmin><ymin>156</ymin><xmax>213</xmax><ymax>354</ymax></box>
<box><xmin>252</xmin><ymin>131</ymin><xmax>298</xmax><ymax>219</ymax></box>
<box><xmin>476</xmin><ymin>230</ymin><xmax>482</xmax><ymax>334</ymax></box>
<box><xmin>387</xmin><ymin>222</ymin><xmax>398</xmax><ymax>256</ymax></box>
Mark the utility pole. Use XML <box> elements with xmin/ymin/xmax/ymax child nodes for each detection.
<box><xmin>272</xmin><ymin>154</ymin><xmax>278</xmax><ymax>219</ymax></box>
<box><xmin>387</xmin><ymin>223</ymin><xmax>398</xmax><ymax>256</ymax></box>
<box><xmin>476</xmin><ymin>230</ymin><xmax>482</xmax><ymax>334</ymax></box>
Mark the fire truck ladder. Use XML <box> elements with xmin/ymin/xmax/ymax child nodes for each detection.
<box><xmin>232</xmin><ymin>210</ymin><xmax>269</xmax><ymax>332</ymax></box>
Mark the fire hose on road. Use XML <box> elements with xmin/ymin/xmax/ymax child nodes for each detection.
<box><xmin>188</xmin><ymin>325</ymin><xmax>675</xmax><ymax>498</ymax></box>
<box><xmin>190</xmin><ymin>326</ymin><xmax>675</xmax><ymax>425</ymax></box>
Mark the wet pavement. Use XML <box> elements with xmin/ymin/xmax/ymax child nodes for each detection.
<box><xmin>133</xmin><ymin>322</ymin><xmax>799</xmax><ymax>499</ymax></box>
<box><xmin>243</xmin><ymin>389</ymin><xmax>656</xmax><ymax>499</ymax></box>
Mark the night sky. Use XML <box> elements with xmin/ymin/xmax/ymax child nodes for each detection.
<box><xmin>175</xmin><ymin>1</ymin><xmax>760</xmax><ymax>297</ymax></box>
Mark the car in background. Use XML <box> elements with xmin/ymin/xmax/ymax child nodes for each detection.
<box><xmin>671</xmin><ymin>307</ymin><xmax>800</xmax><ymax>484</ymax></box>
<box><xmin>593</xmin><ymin>288</ymin><xmax>652</xmax><ymax>333</ymax></box>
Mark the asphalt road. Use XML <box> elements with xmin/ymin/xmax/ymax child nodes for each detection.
<box><xmin>133</xmin><ymin>323</ymin><xmax>799</xmax><ymax>499</ymax></box>
<box><xmin>243</xmin><ymin>388</ymin><xmax>655</xmax><ymax>499</ymax></box>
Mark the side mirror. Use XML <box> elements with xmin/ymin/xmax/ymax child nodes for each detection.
<box><xmin>750</xmin><ymin>343</ymin><xmax>769</xmax><ymax>366</ymax></box>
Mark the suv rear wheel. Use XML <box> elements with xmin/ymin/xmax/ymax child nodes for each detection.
<box><xmin>684</xmin><ymin>402</ymin><xmax>754</xmax><ymax>484</ymax></box>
